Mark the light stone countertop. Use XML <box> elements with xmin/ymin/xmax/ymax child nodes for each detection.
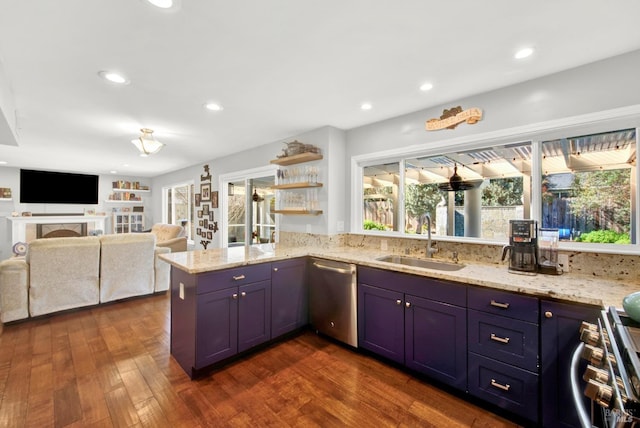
<box><xmin>159</xmin><ymin>244</ymin><xmax>640</xmax><ymax>310</ymax></box>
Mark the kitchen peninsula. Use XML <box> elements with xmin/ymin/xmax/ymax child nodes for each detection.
<box><xmin>161</xmin><ymin>242</ymin><xmax>638</xmax><ymax>426</ymax></box>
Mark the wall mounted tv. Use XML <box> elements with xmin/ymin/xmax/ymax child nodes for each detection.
<box><xmin>20</xmin><ymin>169</ymin><xmax>99</xmax><ymax>204</ymax></box>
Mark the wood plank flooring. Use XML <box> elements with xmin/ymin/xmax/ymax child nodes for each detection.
<box><xmin>0</xmin><ymin>292</ymin><xmax>521</xmax><ymax>427</ymax></box>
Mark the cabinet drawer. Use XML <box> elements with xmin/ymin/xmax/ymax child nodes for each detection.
<box><xmin>468</xmin><ymin>309</ymin><xmax>538</xmax><ymax>371</ymax></box>
<box><xmin>468</xmin><ymin>353</ymin><xmax>539</xmax><ymax>423</ymax></box>
<box><xmin>196</xmin><ymin>263</ymin><xmax>271</xmax><ymax>294</ymax></box>
<box><xmin>358</xmin><ymin>266</ymin><xmax>466</xmax><ymax>306</ymax></box>
<box><xmin>468</xmin><ymin>287</ymin><xmax>538</xmax><ymax>323</ymax></box>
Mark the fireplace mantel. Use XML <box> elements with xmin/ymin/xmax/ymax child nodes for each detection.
<box><xmin>7</xmin><ymin>215</ymin><xmax>108</xmax><ymax>245</ymax></box>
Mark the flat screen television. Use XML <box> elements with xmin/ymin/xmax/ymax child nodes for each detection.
<box><xmin>20</xmin><ymin>169</ymin><xmax>99</xmax><ymax>204</ymax></box>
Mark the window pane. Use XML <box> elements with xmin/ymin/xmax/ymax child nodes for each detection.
<box><xmin>163</xmin><ymin>183</ymin><xmax>193</xmax><ymax>241</ymax></box>
<box><xmin>541</xmin><ymin>129</ymin><xmax>636</xmax><ymax>244</ymax></box>
<box><xmin>404</xmin><ymin>142</ymin><xmax>531</xmax><ymax>240</ymax></box>
<box><xmin>250</xmin><ymin>176</ymin><xmax>276</xmax><ymax>244</ymax></box>
<box><xmin>228</xmin><ymin>180</ymin><xmax>246</xmax><ymax>246</ymax></box>
<box><xmin>173</xmin><ymin>185</ymin><xmax>191</xmax><ymax>241</ymax></box>
<box><xmin>363</xmin><ymin>163</ymin><xmax>400</xmax><ymax>231</ymax></box>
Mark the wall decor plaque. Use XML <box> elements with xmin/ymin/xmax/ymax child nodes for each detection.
<box><xmin>426</xmin><ymin>106</ymin><xmax>482</xmax><ymax>131</ymax></box>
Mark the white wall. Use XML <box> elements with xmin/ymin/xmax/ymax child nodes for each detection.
<box><xmin>0</xmin><ymin>58</ymin><xmax>18</xmax><ymax>147</ymax></box>
<box><xmin>346</xmin><ymin>49</ymin><xmax>640</xmax><ymax>157</ymax></box>
<box><xmin>151</xmin><ymin>125</ymin><xmax>348</xmax><ymax>250</ymax></box>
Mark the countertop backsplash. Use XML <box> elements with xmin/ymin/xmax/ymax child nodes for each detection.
<box><xmin>279</xmin><ymin>232</ymin><xmax>640</xmax><ymax>283</ymax></box>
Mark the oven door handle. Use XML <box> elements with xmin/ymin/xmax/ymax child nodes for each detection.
<box><xmin>570</xmin><ymin>342</ymin><xmax>592</xmax><ymax>428</ymax></box>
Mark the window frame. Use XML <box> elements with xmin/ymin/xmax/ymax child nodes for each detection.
<box><xmin>351</xmin><ymin>113</ymin><xmax>640</xmax><ymax>255</ymax></box>
<box><xmin>161</xmin><ymin>180</ymin><xmax>194</xmax><ymax>244</ymax></box>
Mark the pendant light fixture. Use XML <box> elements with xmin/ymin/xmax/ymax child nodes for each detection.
<box><xmin>131</xmin><ymin>128</ymin><xmax>165</xmax><ymax>157</ymax></box>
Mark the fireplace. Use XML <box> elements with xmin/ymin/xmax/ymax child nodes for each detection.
<box><xmin>8</xmin><ymin>215</ymin><xmax>107</xmax><ymax>246</ymax></box>
<box><xmin>36</xmin><ymin>223</ymin><xmax>87</xmax><ymax>238</ymax></box>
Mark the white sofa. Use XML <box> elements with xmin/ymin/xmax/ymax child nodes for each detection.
<box><xmin>0</xmin><ymin>233</ymin><xmax>170</xmax><ymax>323</ymax></box>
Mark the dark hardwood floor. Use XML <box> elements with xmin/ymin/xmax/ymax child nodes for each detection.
<box><xmin>0</xmin><ymin>292</ymin><xmax>520</xmax><ymax>427</ymax></box>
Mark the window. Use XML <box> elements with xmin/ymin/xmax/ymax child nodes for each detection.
<box><xmin>357</xmin><ymin>127</ymin><xmax>638</xmax><ymax>250</ymax></box>
<box><xmin>162</xmin><ymin>182</ymin><xmax>194</xmax><ymax>242</ymax></box>
<box><xmin>541</xmin><ymin>129</ymin><xmax>636</xmax><ymax>245</ymax></box>
<box><xmin>361</xmin><ymin>143</ymin><xmax>532</xmax><ymax>240</ymax></box>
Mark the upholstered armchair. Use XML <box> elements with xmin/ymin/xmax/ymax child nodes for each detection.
<box><xmin>149</xmin><ymin>223</ymin><xmax>187</xmax><ymax>252</ymax></box>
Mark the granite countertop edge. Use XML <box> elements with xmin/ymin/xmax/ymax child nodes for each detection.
<box><xmin>159</xmin><ymin>245</ymin><xmax>639</xmax><ymax>309</ymax></box>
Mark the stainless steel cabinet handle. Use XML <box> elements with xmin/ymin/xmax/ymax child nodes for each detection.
<box><xmin>490</xmin><ymin>300</ymin><xmax>510</xmax><ymax>309</ymax></box>
<box><xmin>241</xmin><ymin>291</ymin><xmax>247</xmax><ymax>297</ymax></box>
<box><xmin>405</xmin><ymin>302</ymin><xmax>411</xmax><ymax>308</ymax></box>
<box><xmin>545</xmin><ymin>311</ymin><xmax>553</xmax><ymax>318</ymax></box>
<box><xmin>490</xmin><ymin>379</ymin><xmax>510</xmax><ymax>391</ymax></box>
<box><xmin>232</xmin><ymin>293</ymin><xmax>238</xmax><ymax>299</ymax></box>
<box><xmin>233</xmin><ymin>275</ymin><xmax>246</xmax><ymax>281</ymax></box>
<box><xmin>273</xmin><ymin>267</ymin><xmax>278</xmax><ymax>272</ymax></box>
<box><xmin>490</xmin><ymin>333</ymin><xmax>510</xmax><ymax>344</ymax></box>
<box><xmin>396</xmin><ymin>299</ymin><xmax>402</xmax><ymax>305</ymax></box>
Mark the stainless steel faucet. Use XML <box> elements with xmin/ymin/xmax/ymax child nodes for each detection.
<box><xmin>425</xmin><ymin>213</ymin><xmax>437</xmax><ymax>258</ymax></box>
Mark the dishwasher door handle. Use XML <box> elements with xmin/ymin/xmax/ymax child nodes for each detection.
<box><xmin>312</xmin><ymin>261</ymin><xmax>354</xmax><ymax>275</ymax></box>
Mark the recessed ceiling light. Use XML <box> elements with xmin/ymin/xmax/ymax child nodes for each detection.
<box><xmin>515</xmin><ymin>47</ymin><xmax>534</xmax><ymax>59</ymax></box>
<box><xmin>98</xmin><ymin>71</ymin><xmax>129</xmax><ymax>85</ymax></box>
<box><xmin>0</xmin><ymin>161</ymin><xmax>7</xmax><ymax>165</ymax></box>
<box><xmin>204</xmin><ymin>102</ymin><xmax>223</xmax><ymax>112</ymax></box>
<box><xmin>147</xmin><ymin>0</ymin><xmax>173</xmax><ymax>8</ymax></box>
<box><xmin>361</xmin><ymin>103</ymin><xmax>372</xmax><ymax>111</ymax></box>
<box><xmin>110</xmin><ymin>170</ymin><xmax>118</xmax><ymax>174</ymax></box>
<box><xmin>420</xmin><ymin>82</ymin><xmax>434</xmax><ymax>91</ymax></box>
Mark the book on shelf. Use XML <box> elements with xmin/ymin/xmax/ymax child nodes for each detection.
<box><xmin>112</xmin><ymin>180</ymin><xmax>148</xmax><ymax>191</ymax></box>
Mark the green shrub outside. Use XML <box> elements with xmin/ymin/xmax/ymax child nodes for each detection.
<box><xmin>575</xmin><ymin>230</ymin><xmax>630</xmax><ymax>244</ymax></box>
<box><xmin>363</xmin><ymin>220</ymin><xmax>387</xmax><ymax>231</ymax></box>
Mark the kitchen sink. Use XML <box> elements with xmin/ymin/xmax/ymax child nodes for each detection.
<box><xmin>375</xmin><ymin>255</ymin><xmax>465</xmax><ymax>271</ymax></box>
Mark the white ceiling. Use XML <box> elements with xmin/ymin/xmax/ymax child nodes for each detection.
<box><xmin>1</xmin><ymin>0</ymin><xmax>640</xmax><ymax>178</ymax></box>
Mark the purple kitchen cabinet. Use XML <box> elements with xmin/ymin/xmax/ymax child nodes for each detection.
<box><xmin>358</xmin><ymin>283</ymin><xmax>405</xmax><ymax>364</ymax></box>
<box><xmin>170</xmin><ymin>264</ymin><xmax>271</xmax><ymax>378</ymax></box>
<box><xmin>271</xmin><ymin>258</ymin><xmax>308</xmax><ymax>338</ymax></box>
<box><xmin>358</xmin><ymin>266</ymin><xmax>467</xmax><ymax>391</ymax></box>
<box><xmin>196</xmin><ymin>287</ymin><xmax>238</xmax><ymax>367</ymax></box>
<box><xmin>540</xmin><ymin>300</ymin><xmax>599</xmax><ymax>428</ymax></box>
<box><xmin>405</xmin><ymin>294</ymin><xmax>467</xmax><ymax>390</ymax></box>
<box><xmin>238</xmin><ymin>280</ymin><xmax>271</xmax><ymax>352</ymax></box>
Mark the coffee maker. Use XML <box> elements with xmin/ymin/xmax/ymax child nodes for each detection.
<box><xmin>501</xmin><ymin>220</ymin><xmax>537</xmax><ymax>274</ymax></box>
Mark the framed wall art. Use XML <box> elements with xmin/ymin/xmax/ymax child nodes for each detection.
<box><xmin>201</xmin><ymin>183</ymin><xmax>211</xmax><ymax>202</ymax></box>
<box><xmin>211</xmin><ymin>191</ymin><xmax>219</xmax><ymax>208</ymax></box>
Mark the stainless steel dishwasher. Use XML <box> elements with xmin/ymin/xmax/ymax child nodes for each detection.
<box><xmin>308</xmin><ymin>258</ymin><xmax>358</xmax><ymax>347</ymax></box>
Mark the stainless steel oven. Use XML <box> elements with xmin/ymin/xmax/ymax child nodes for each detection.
<box><xmin>573</xmin><ymin>307</ymin><xmax>640</xmax><ymax>427</ymax></box>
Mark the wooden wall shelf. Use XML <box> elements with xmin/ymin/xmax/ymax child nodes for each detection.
<box><xmin>271</xmin><ymin>182</ymin><xmax>323</xmax><ymax>190</ymax></box>
<box><xmin>270</xmin><ymin>153</ymin><xmax>323</xmax><ymax>166</ymax></box>
<box><xmin>273</xmin><ymin>210</ymin><xmax>323</xmax><ymax>216</ymax></box>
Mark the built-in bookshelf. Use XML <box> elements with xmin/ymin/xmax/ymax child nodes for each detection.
<box><xmin>106</xmin><ymin>180</ymin><xmax>150</xmax><ymax>203</ymax></box>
